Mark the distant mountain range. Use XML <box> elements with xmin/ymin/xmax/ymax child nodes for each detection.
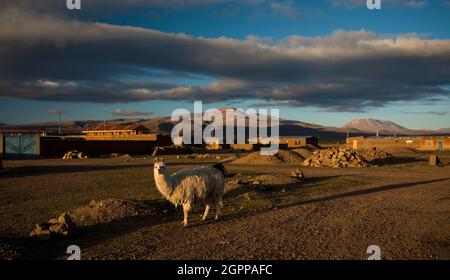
<box><xmin>0</xmin><ymin>112</ymin><xmax>448</xmax><ymax>138</ymax></box>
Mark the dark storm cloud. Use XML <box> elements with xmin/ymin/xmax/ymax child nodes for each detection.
<box><xmin>0</xmin><ymin>0</ymin><xmax>239</xmax><ymax>11</ymax></box>
<box><xmin>401</xmin><ymin>111</ymin><xmax>448</xmax><ymax>116</ymax></box>
<box><xmin>0</xmin><ymin>8</ymin><xmax>450</xmax><ymax>110</ymax></box>
<box><xmin>0</xmin><ymin>0</ymin><xmax>300</xmax><ymax>21</ymax></box>
<box><xmin>249</xmin><ymin>101</ymin><xmax>306</xmax><ymax>107</ymax></box>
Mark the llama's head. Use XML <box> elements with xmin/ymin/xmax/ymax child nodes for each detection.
<box><xmin>153</xmin><ymin>157</ymin><xmax>166</xmax><ymax>174</ymax></box>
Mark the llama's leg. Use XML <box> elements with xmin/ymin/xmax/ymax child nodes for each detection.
<box><xmin>215</xmin><ymin>199</ymin><xmax>223</xmax><ymax>220</ymax></box>
<box><xmin>182</xmin><ymin>202</ymin><xmax>191</xmax><ymax>227</ymax></box>
<box><xmin>201</xmin><ymin>204</ymin><xmax>210</xmax><ymax>221</ymax></box>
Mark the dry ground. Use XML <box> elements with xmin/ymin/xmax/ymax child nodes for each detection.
<box><xmin>0</xmin><ymin>150</ymin><xmax>449</xmax><ymax>260</ymax></box>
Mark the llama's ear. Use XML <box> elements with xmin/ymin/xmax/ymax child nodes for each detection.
<box><xmin>153</xmin><ymin>158</ymin><xmax>158</xmax><ymax>163</ymax></box>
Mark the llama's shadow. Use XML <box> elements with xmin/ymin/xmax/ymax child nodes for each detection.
<box><xmin>223</xmin><ymin>175</ymin><xmax>343</xmax><ymax>199</ymax></box>
<box><xmin>185</xmin><ymin>175</ymin><xmax>348</xmax><ymax>228</ymax></box>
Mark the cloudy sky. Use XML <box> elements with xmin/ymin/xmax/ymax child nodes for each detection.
<box><xmin>0</xmin><ymin>0</ymin><xmax>449</xmax><ymax>129</ymax></box>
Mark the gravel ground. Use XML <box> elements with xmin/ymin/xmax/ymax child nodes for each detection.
<box><xmin>0</xmin><ymin>151</ymin><xmax>449</xmax><ymax>260</ymax></box>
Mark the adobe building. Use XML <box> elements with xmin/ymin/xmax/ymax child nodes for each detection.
<box><xmin>0</xmin><ymin>130</ymin><xmax>172</xmax><ymax>158</ymax></box>
<box><xmin>230</xmin><ymin>143</ymin><xmax>288</xmax><ymax>151</ymax></box>
<box><xmin>80</xmin><ymin>124</ymin><xmax>172</xmax><ymax>143</ymax></box>
<box><xmin>276</xmin><ymin>136</ymin><xmax>319</xmax><ymax>148</ymax></box>
<box><xmin>249</xmin><ymin>136</ymin><xmax>318</xmax><ymax>149</ymax></box>
<box><xmin>82</xmin><ymin>124</ymin><xmax>150</xmax><ymax>136</ymax></box>
<box><xmin>39</xmin><ymin>133</ymin><xmax>172</xmax><ymax>157</ymax></box>
<box><xmin>347</xmin><ymin>136</ymin><xmax>450</xmax><ymax>151</ymax></box>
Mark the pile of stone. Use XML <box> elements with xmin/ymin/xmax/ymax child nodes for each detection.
<box><xmin>177</xmin><ymin>154</ymin><xmax>221</xmax><ymax>160</ymax></box>
<box><xmin>30</xmin><ymin>213</ymin><xmax>77</xmax><ymax>240</ymax></box>
<box><xmin>363</xmin><ymin>148</ymin><xmax>394</xmax><ymax>162</ymax></box>
<box><xmin>303</xmin><ymin>148</ymin><xmax>370</xmax><ymax>168</ymax></box>
<box><xmin>62</xmin><ymin>150</ymin><xmax>87</xmax><ymax>160</ymax></box>
<box><xmin>231</xmin><ymin>150</ymin><xmax>304</xmax><ymax>165</ymax></box>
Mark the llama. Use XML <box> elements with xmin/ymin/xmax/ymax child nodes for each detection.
<box><xmin>153</xmin><ymin>157</ymin><xmax>225</xmax><ymax>226</ymax></box>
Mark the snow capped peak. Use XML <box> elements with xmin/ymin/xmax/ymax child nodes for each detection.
<box><xmin>343</xmin><ymin>118</ymin><xmax>408</xmax><ymax>132</ymax></box>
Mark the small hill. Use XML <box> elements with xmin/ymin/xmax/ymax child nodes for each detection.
<box><xmin>231</xmin><ymin>150</ymin><xmax>304</xmax><ymax>165</ymax></box>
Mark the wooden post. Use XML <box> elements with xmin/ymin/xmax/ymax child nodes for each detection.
<box><xmin>429</xmin><ymin>154</ymin><xmax>442</xmax><ymax>167</ymax></box>
<box><xmin>0</xmin><ymin>133</ymin><xmax>3</xmax><ymax>158</ymax></box>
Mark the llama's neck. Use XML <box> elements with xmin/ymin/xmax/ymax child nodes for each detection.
<box><xmin>154</xmin><ymin>169</ymin><xmax>174</xmax><ymax>198</ymax></box>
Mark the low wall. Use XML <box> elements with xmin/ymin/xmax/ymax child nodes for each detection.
<box><xmin>347</xmin><ymin>137</ymin><xmax>421</xmax><ymax>150</ymax></box>
<box><xmin>40</xmin><ymin>137</ymin><xmax>158</xmax><ymax>157</ymax></box>
<box><xmin>419</xmin><ymin>138</ymin><xmax>450</xmax><ymax>150</ymax></box>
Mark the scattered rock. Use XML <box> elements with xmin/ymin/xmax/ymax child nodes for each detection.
<box><xmin>30</xmin><ymin>213</ymin><xmax>77</xmax><ymax>239</ymax></box>
<box><xmin>152</xmin><ymin>146</ymin><xmax>192</xmax><ymax>156</ymax></box>
<box><xmin>228</xmin><ymin>173</ymin><xmax>301</xmax><ymax>188</ymax></box>
<box><xmin>0</xmin><ymin>240</ymin><xmax>20</xmax><ymax>259</ymax></box>
<box><xmin>177</xmin><ymin>153</ymin><xmax>221</xmax><ymax>160</ymax></box>
<box><xmin>62</xmin><ymin>150</ymin><xmax>87</xmax><ymax>160</ymax></box>
<box><xmin>289</xmin><ymin>169</ymin><xmax>305</xmax><ymax>179</ymax></box>
<box><xmin>244</xmin><ymin>192</ymin><xmax>255</xmax><ymax>200</ymax></box>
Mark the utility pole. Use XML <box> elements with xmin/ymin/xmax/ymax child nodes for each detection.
<box><xmin>58</xmin><ymin>111</ymin><xmax>62</xmax><ymax>135</ymax></box>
